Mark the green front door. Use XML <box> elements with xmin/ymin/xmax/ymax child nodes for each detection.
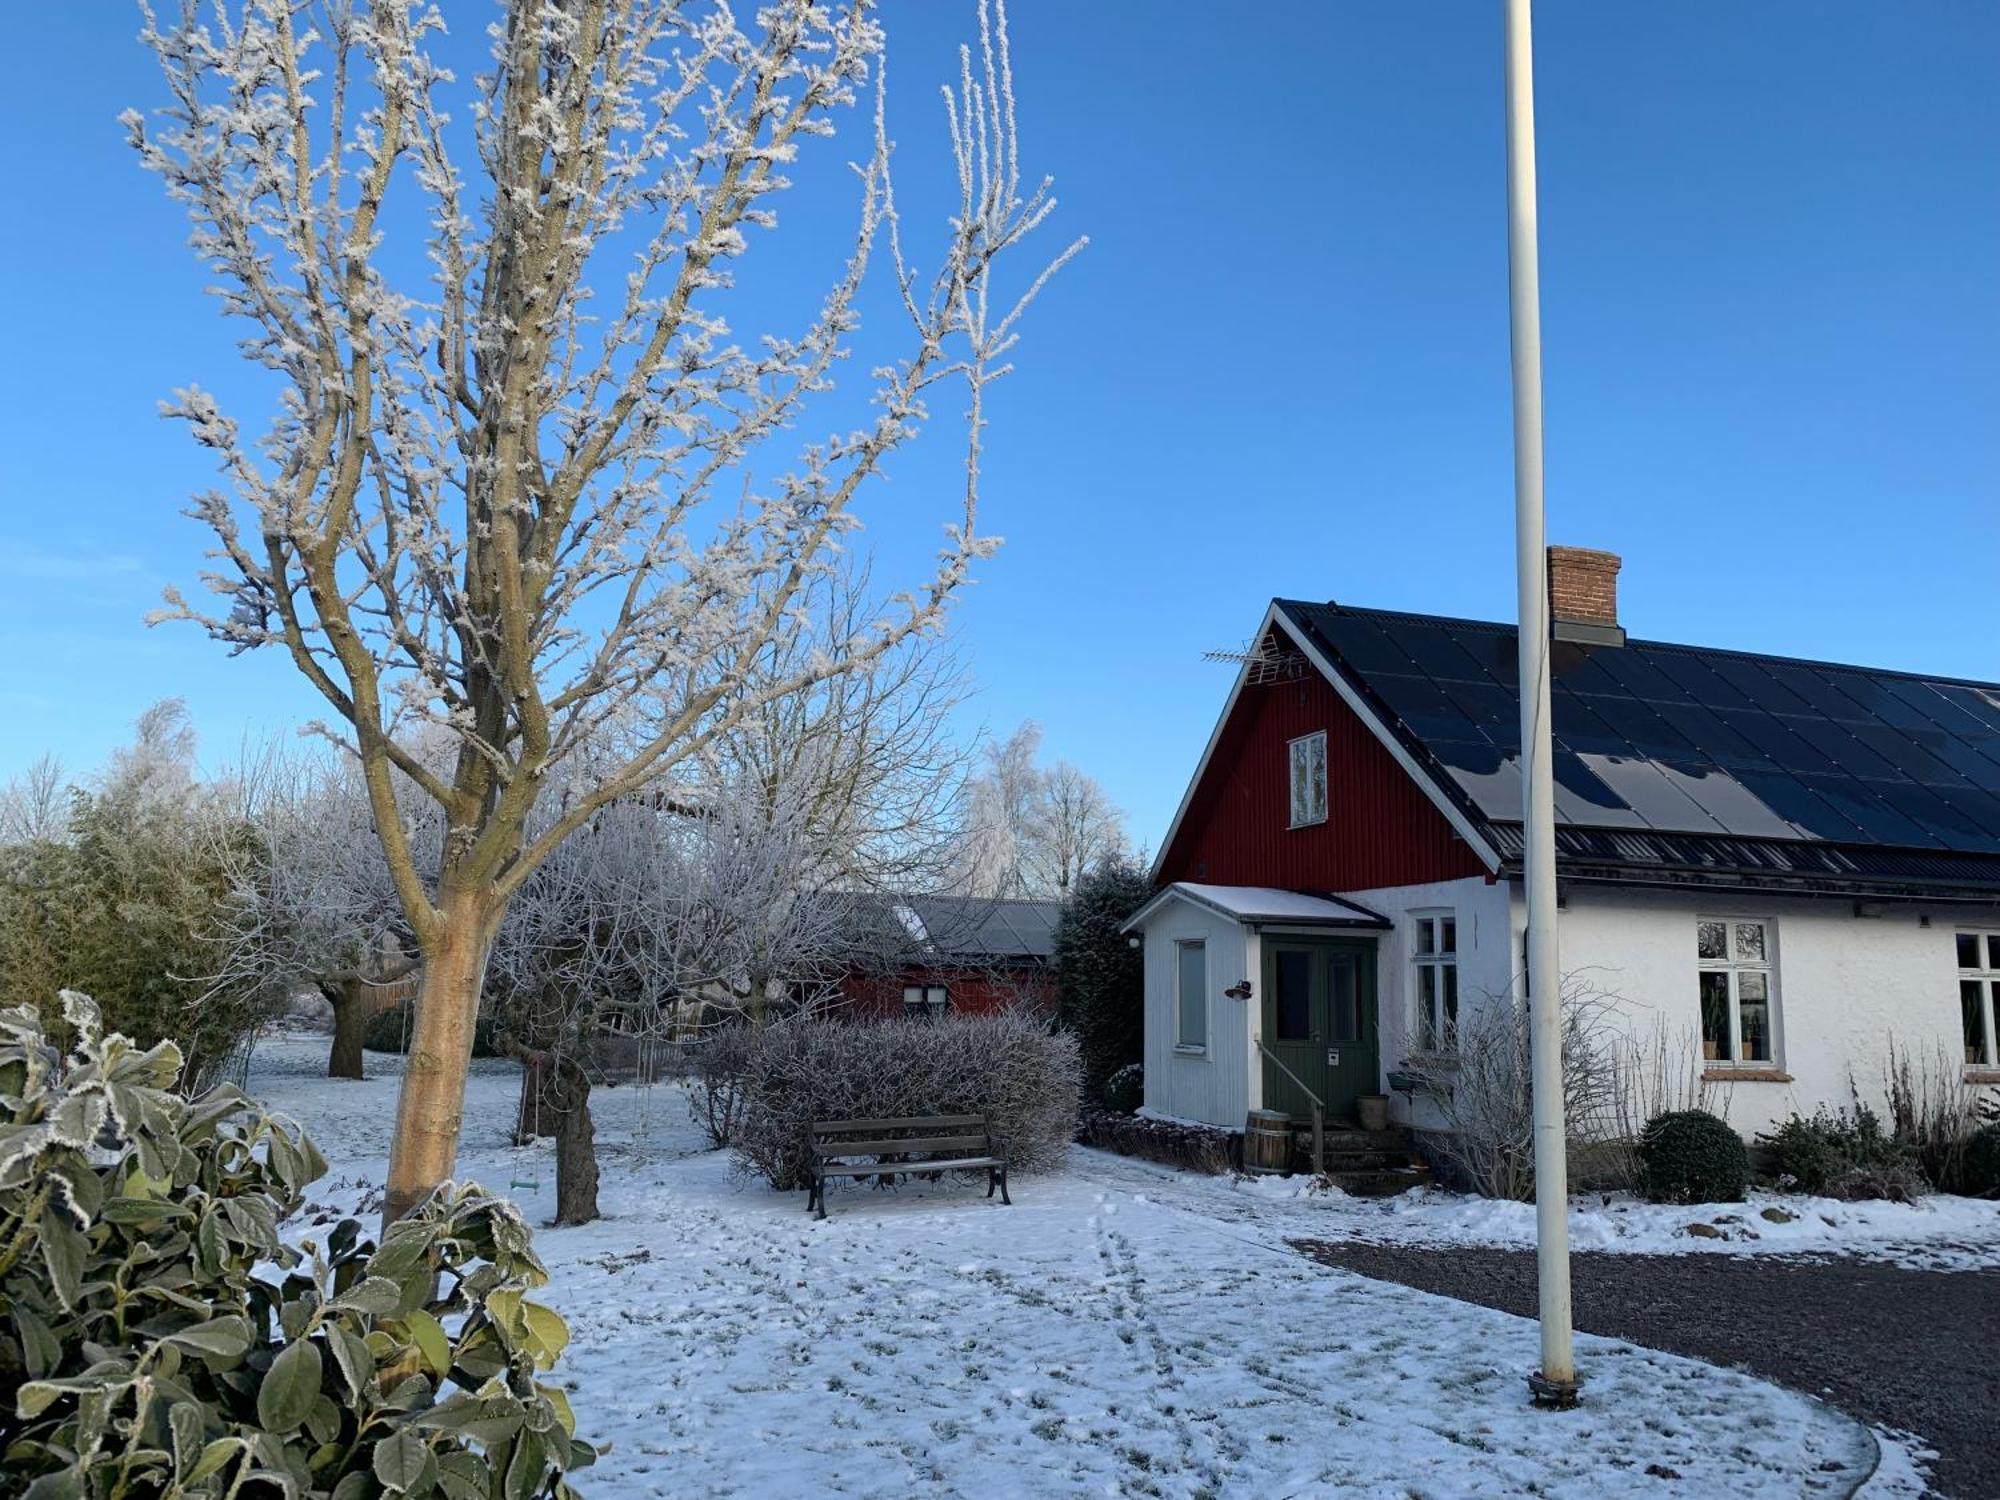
<box><xmin>1260</xmin><ymin>938</ymin><xmax>1379</xmax><ymax>1124</ymax></box>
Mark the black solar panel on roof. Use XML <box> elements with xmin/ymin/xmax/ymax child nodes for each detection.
<box><xmin>1279</xmin><ymin>599</ymin><xmax>2000</xmax><ymax>858</ymax></box>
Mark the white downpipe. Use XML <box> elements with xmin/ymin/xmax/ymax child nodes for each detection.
<box><xmin>1501</xmin><ymin>0</ymin><xmax>1578</xmax><ymax>1399</ymax></box>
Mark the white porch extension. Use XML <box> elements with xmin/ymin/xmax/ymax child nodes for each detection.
<box><xmin>1121</xmin><ymin>882</ymin><xmax>1392</xmax><ymax>1131</ymax></box>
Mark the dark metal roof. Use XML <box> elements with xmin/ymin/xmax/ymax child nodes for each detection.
<box><xmin>1277</xmin><ymin>599</ymin><xmax>2000</xmax><ymax>896</ymax></box>
<box><xmin>843</xmin><ymin>893</ymin><xmax>1060</xmax><ymax>964</ymax></box>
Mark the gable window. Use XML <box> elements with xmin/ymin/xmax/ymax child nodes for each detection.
<box><xmin>1698</xmin><ymin>919</ymin><xmax>1776</xmax><ymax>1065</ymax></box>
<box><xmin>902</xmin><ymin>983</ymin><xmax>949</xmax><ymax>1016</ymax></box>
<box><xmin>1175</xmin><ymin>940</ymin><xmax>1208</xmax><ymax>1052</ymax></box>
<box><xmin>1412</xmin><ymin>912</ymin><xmax>1458</xmax><ymax>1052</ymax></box>
<box><xmin>1288</xmin><ymin>731</ymin><xmax>1328</xmax><ymax>828</ymax></box>
<box><xmin>1957</xmin><ymin>933</ymin><xmax>1999</xmax><ymax>1070</ymax></box>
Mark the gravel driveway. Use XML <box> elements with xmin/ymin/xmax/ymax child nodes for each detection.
<box><xmin>1297</xmin><ymin>1240</ymin><xmax>2000</xmax><ymax>1499</ymax></box>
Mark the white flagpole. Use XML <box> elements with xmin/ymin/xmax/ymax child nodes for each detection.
<box><xmin>1502</xmin><ymin>0</ymin><xmax>1579</xmax><ymax>1406</ymax></box>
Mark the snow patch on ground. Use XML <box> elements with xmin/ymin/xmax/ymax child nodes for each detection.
<box><xmin>1227</xmin><ymin>1172</ymin><xmax>2000</xmax><ymax>1272</ymax></box>
<box><xmin>251</xmin><ymin>1035</ymin><xmax>1910</xmax><ymax>1498</ymax></box>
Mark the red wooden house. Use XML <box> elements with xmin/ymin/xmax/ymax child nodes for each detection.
<box><xmin>835</xmin><ymin>894</ymin><xmax>1061</xmax><ymax>1019</ymax></box>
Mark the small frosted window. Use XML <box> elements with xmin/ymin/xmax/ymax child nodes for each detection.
<box><xmin>1288</xmin><ymin>732</ymin><xmax>1327</xmax><ymax>827</ymax></box>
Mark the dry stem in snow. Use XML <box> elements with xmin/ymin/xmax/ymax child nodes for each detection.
<box><xmin>129</xmin><ymin>0</ymin><xmax>1078</xmax><ymax>1219</ymax></box>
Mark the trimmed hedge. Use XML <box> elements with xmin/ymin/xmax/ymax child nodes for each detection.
<box><xmin>363</xmin><ymin>1000</ymin><xmax>501</xmax><ymax>1059</ymax></box>
<box><xmin>1075</xmin><ymin>1107</ymin><xmax>1239</xmax><ymax>1175</ymax></box>
<box><xmin>1637</xmin><ymin>1109</ymin><xmax>1749</xmax><ymax>1205</ymax></box>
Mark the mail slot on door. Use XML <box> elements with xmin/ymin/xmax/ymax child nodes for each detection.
<box><xmin>1326</xmin><ymin>1049</ymin><xmax>1340</xmax><ymax>1066</ymax></box>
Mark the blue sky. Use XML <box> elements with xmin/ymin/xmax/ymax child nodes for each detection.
<box><xmin>2</xmin><ymin>2</ymin><xmax>1995</xmax><ymax>853</ymax></box>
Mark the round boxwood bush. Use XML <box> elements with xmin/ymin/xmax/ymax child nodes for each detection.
<box><xmin>1638</xmin><ymin>1109</ymin><xmax>1749</xmax><ymax>1205</ymax></box>
<box><xmin>1102</xmin><ymin>1062</ymin><xmax>1144</xmax><ymax>1114</ymax></box>
<box><xmin>1965</xmin><ymin>1122</ymin><xmax>2000</xmax><ymax>1199</ymax></box>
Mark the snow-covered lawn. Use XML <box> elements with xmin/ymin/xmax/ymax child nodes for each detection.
<box><xmin>1232</xmin><ymin>1174</ymin><xmax>2000</xmax><ymax>1273</ymax></box>
<box><xmin>251</xmin><ymin>1035</ymin><xmax>1918</xmax><ymax>1498</ymax></box>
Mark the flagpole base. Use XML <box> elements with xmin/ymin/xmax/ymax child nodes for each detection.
<box><xmin>1528</xmin><ymin>1370</ymin><xmax>1581</xmax><ymax>1410</ymax></box>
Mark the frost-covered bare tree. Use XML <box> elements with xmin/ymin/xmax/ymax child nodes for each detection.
<box><xmin>952</xmin><ymin>720</ymin><xmax>1041</xmax><ymax>896</ymax></box>
<box><xmin>0</xmin><ymin>757</ymin><xmax>68</xmax><ymax>847</ymax></box>
<box><xmin>954</xmin><ymin>722</ymin><xmax>1127</xmax><ymax>898</ymax></box>
<box><xmin>211</xmin><ymin>750</ymin><xmax>432</xmax><ymax>1079</ymax></box>
<box><xmin>1025</xmin><ymin>758</ymin><xmax>1128</xmax><ymax>896</ymax></box>
<box><xmin>129</xmin><ymin>0</ymin><xmax>1078</xmax><ymax>1219</ymax></box>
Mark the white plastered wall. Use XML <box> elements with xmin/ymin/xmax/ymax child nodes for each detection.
<box><xmin>1332</xmin><ymin>875</ymin><xmax>1515</xmax><ymax>1131</ymax></box>
<box><xmin>1524</xmin><ymin>885</ymin><xmax>2000</xmax><ymax>1138</ymax></box>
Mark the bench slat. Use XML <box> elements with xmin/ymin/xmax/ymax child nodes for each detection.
<box><xmin>817</xmin><ymin>1134</ymin><xmax>991</xmax><ymax>1157</ymax></box>
<box><xmin>817</xmin><ymin>1156</ymin><xmax>1000</xmax><ymax>1178</ymax></box>
<box><xmin>813</xmin><ymin>1115</ymin><xmax>986</xmax><ymax>1135</ymax></box>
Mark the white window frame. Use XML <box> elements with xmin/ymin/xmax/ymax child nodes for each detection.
<box><xmin>902</xmin><ymin>983</ymin><xmax>949</xmax><ymax>1016</ymax></box>
<box><xmin>1174</xmin><ymin>939</ymin><xmax>1209</xmax><ymax>1054</ymax></box>
<box><xmin>1287</xmin><ymin>730</ymin><xmax>1328</xmax><ymax>829</ymax></box>
<box><xmin>1955</xmin><ymin>931</ymin><xmax>2000</xmax><ymax>1071</ymax></box>
<box><xmin>1410</xmin><ymin>910</ymin><xmax>1458</xmax><ymax>1053</ymax></box>
<box><xmin>1697</xmin><ymin>918</ymin><xmax>1779</xmax><ymax>1068</ymax></box>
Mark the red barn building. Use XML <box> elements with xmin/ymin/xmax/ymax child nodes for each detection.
<box><xmin>836</xmin><ymin>894</ymin><xmax>1061</xmax><ymax>1019</ymax></box>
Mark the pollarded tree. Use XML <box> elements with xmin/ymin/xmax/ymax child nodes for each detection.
<box><xmin>129</xmin><ymin>0</ymin><xmax>1078</xmax><ymax>1220</ymax></box>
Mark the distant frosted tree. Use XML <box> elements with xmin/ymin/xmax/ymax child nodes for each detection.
<box><xmin>955</xmin><ymin>722</ymin><xmax>1128</xmax><ymax>898</ymax></box>
<box><xmin>129</xmin><ymin>0</ymin><xmax>1077</xmax><ymax>1221</ymax></box>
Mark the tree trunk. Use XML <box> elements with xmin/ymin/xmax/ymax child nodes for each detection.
<box><xmin>383</xmin><ymin>894</ymin><xmax>497</xmax><ymax>1227</ymax></box>
<box><xmin>513</xmin><ymin>1052</ymin><xmax>561</xmax><ymax>1144</ymax></box>
<box><xmin>551</xmin><ymin>1057</ymin><xmax>599</xmax><ymax>1227</ymax></box>
<box><xmin>328</xmin><ymin>979</ymin><xmax>370</xmax><ymax>1080</ymax></box>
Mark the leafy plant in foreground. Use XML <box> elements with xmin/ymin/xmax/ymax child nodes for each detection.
<box><xmin>0</xmin><ymin>992</ymin><xmax>593</xmax><ymax>1498</ymax></box>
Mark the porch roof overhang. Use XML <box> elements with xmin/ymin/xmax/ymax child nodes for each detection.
<box><xmin>1120</xmin><ymin>882</ymin><xmax>1393</xmax><ymax>935</ymax></box>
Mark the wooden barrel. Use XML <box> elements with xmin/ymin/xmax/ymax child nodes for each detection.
<box><xmin>1245</xmin><ymin>1109</ymin><xmax>1291</xmax><ymax>1172</ymax></box>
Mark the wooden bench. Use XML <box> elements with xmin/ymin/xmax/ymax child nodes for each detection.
<box><xmin>806</xmin><ymin>1114</ymin><xmax>1011</xmax><ymax>1220</ymax></box>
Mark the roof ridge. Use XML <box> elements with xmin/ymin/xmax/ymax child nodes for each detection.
<box><xmin>1277</xmin><ymin>597</ymin><xmax>2000</xmax><ymax>694</ymax></box>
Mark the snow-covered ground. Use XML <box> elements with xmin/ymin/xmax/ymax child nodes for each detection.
<box><xmin>250</xmin><ymin>1035</ymin><xmax>1923</xmax><ymax>1499</ymax></box>
<box><xmin>1228</xmin><ymin>1173</ymin><xmax>2000</xmax><ymax>1273</ymax></box>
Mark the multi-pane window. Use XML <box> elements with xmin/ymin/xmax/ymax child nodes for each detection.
<box><xmin>1175</xmin><ymin>940</ymin><xmax>1208</xmax><ymax>1052</ymax></box>
<box><xmin>1698</xmin><ymin>919</ymin><xmax>1776</xmax><ymax>1065</ymax></box>
<box><xmin>1956</xmin><ymin>933</ymin><xmax>1999</xmax><ymax>1069</ymax></box>
<box><xmin>1412</xmin><ymin>912</ymin><xmax>1458</xmax><ymax>1052</ymax></box>
<box><xmin>1288</xmin><ymin>731</ymin><xmax>1328</xmax><ymax>828</ymax></box>
<box><xmin>902</xmin><ymin>984</ymin><xmax>948</xmax><ymax>1016</ymax></box>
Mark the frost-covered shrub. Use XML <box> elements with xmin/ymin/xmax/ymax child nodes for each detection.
<box><xmin>1965</xmin><ymin>1122</ymin><xmax>2000</xmax><ymax>1199</ymax></box>
<box><xmin>687</xmin><ymin>1022</ymin><xmax>753</xmax><ymax>1148</ymax></box>
<box><xmin>1400</xmin><ymin>981</ymin><xmax>1633</xmax><ymax>1201</ymax></box>
<box><xmin>1760</xmin><ymin>1104</ymin><xmax>1925</xmax><ymax>1202</ymax></box>
<box><xmin>735</xmin><ymin>1010</ymin><xmax>1081</xmax><ymax>1190</ymax></box>
<box><xmin>1638</xmin><ymin>1110</ymin><xmax>1749</xmax><ymax>1205</ymax></box>
<box><xmin>1885</xmin><ymin>1040</ymin><xmax>2000</xmax><ymax>1193</ymax></box>
<box><xmin>1075</xmin><ymin>1106</ymin><xmax>1236</xmax><ymax>1174</ymax></box>
<box><xmin>0</xmin><ymin>992</ymin><xmax>593</xmax><ymax>1499</ymax></box>
<box><xmin>1102</xmin><ymin>1062</ymin><xmax>1144</xmax><ymax>1115</ymax></box>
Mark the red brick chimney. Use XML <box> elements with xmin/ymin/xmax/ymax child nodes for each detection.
<box><xmin>1548</xmin><ymin>546</ymin><xmax>1624</xmax><ymax>645</ymax></box>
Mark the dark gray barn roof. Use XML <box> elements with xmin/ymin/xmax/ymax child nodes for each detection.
<box><xmin>843</xmin><ymin>893</ymin><xmax>1061</xmax><ymax>964</ymax></box>
<box><xmin>1277</xmin><ymin>599</ymin><xmax>2000</xmax><ymax>898</ymax></box>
